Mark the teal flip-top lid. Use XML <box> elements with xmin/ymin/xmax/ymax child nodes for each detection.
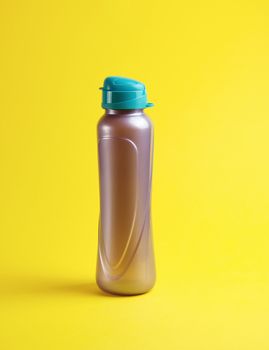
<box><xmin>100</xmin><ymin>76</ymin><xmax>154</xmax><ymax>110</ymax></box>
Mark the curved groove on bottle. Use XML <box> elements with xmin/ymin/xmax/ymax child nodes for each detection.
<box><xmin>98</xmin><ymin>216</ymin><xmax>149</xmax><ymax>280</ymax></box>
<box><xmin>98</xmin><ymin>134</ymin><xmax>153</xmax><ymax>280</ymax></box>
<box><xmin>98</xmin><ymin>136</ymin><xmax>139</xmax><ymax>276</ymax></box>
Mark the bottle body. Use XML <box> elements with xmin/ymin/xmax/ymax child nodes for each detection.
<box><xmin>96</xmin><ymin>109</ymin><xmax>156</xmax><ymax>295</ymax></box>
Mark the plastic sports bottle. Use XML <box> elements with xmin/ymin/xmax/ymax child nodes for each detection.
<box><xmin>96</xmin><ymin>76</ymin><xmax>156</xmax><ymax>295</ymax></box>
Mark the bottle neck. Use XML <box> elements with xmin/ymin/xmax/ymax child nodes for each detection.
<box><xmin>105</xmin><ymin>109</ymin><xmax>144</xmax><ymax>116</ymax></box>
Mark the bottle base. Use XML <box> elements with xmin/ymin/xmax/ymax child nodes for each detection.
<box><xmin>96</xmin><ymin>278</ymin><xmax>155</xmax><ymax>296</ymax></box>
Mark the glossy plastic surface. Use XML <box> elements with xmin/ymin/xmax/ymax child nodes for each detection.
<box><xmin>96</xmin><ymin>109</ymin><xmax>156</xmax><ymax>295</ymax></box>
<box><xmin>100</xmin><ymin>76</ymin><xmax>154</xmax><ymax>109</ymax></box>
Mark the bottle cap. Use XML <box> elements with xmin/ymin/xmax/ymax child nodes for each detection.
<box><xmin>100</xmin><ymin>76</ymin><xmax>154</xmax><ymax>110</ymax></box>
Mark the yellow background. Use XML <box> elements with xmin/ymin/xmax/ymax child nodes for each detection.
<box><xmin>1</xmin><ymin>0</ymin><xmax>269</xmax><ymax>349</ymax></box>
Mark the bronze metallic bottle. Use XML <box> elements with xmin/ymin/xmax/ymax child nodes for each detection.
<box><xmin>96</xmin><ymin>77</ymin><xmax>156</xmax><ymax>295</ymax></box>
